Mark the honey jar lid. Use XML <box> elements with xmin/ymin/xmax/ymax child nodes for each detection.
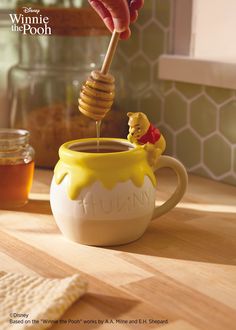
<box><xmin>16</xmin><ymin>7</ymin><xmax>110</xmax><ymax>36</ymax></box>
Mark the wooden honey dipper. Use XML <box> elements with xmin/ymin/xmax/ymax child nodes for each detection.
<box><xmin>78</xmin><ymin>30</ymin><xmax>120</xmax><ymax>121</ymax></box>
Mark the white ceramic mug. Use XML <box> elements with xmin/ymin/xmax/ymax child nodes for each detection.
<box><xmin>50</xmin><ymin>138</ymin><xmax>188</xmax><ymax>246</ymax></box>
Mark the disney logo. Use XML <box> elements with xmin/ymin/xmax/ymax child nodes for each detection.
<box><xmin>22</xmin><ymin>7</ymin><xmax>40</xmax><ymax>14</ymax></box>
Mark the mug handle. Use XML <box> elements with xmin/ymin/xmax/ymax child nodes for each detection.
<box><xmin>152</xmin><ymin>155</ymin><xmax>188</xmax><ymax>220</ymax></box>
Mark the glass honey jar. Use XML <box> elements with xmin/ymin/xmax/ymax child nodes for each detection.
<box><xmin>8</xmin><ymin>0</ymin><xmax>128</xmax><ymax>168</ymax></box>
<box><xmin>0</xmin><ymin>129</ymin><xmax>35</xmax><ymax>208</ymax></box>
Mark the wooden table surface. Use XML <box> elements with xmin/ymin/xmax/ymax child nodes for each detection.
<box><xmin>0</xmin><ymin>168</ymin><xmax>236</xmax><ymax>330</ymax></box>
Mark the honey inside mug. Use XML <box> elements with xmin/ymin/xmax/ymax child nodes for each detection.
<box><xmin>50</xmin><ymin>138</ymin><xmax>188</xmax><ymax>246</ymax></box>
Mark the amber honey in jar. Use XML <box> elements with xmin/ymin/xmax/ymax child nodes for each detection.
<box><xmin>9</xmin><ymin>1</ymin><xmax>128</xmax><ymax>168</ymax></box>
<box><xmin>0</xmin><ymin>129</ymin><xmax>35</xmax><ymax>208</ymax></box>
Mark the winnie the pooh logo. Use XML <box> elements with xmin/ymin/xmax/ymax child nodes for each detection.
<box><xmin>127</xmin><ymin>112</ymin><xmax>166</xmax><ymax>166</ymax></box>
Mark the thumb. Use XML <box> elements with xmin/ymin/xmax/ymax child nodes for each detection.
<box><xmin>89</xmin><ymin>0</ymin><xmax>130</xmax><ymax>32</ymax></box>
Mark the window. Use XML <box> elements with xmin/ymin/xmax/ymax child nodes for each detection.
<box><xmin>191</xmin><ymin>0</ymin><xmax>236</xmax><ymax>61</ymax></box>
<box><xmin>159</xmin><ymin>0</ymin><xmax>236</xmax><ymax>89</ymax></box>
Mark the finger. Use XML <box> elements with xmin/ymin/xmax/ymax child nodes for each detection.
<box><xmin>89</xmin><ymin>0</ymin><xmax>130</xmax><ymax>32</ymax></box>
<box><xmin>120</xmin><ymin>28</ymin><xmax>131</xmax><ymax>40</ymax></box>
<box><xmin>130</xmin><ymin>9</ymin><xmax>138</xmax><ymax>23</ymax></box>
<box><xmin>103</xmin><ymin>15</ymin><xmax>114</xmax><ymax>32</ymax></box>
<box><xmin>89</xmin><ymin>0</ymin><xmax>114</xmax><ymax>31</ymax></box>
<box><xmin>129</xmin><ymin>0</ymin><xmax>144</xmax><ymax>11</ymax></box>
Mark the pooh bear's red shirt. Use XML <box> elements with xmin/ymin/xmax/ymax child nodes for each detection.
<box><xmin>137</xmin><ymin>124</ymin><xmax>161</xmax><ymax>145</ymax></box>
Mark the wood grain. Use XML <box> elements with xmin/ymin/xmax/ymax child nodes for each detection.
<box><xmin>0</xmin><ymin>168</ymin><xmax>236</xmax><ymax>330</ymax></box>
<box><xmin>101</xmin><ymin>30</ymin><xmax>120</xmax><ymax>75</ymax></box>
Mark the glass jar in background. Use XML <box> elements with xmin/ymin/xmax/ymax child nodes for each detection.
<box><xmin>8</xmin><ymin>0</ymin><xmax>128</xmax><ymax>168</ymax></box>
<box><xmin>0</xmin><ymin>129</ymin><xmax>34</xmax><ymax>208</ymax></box>
<box><xmin>0</xmin><ymin>2</ymin><xmax>18</xmax><ymax>127</ymax></box>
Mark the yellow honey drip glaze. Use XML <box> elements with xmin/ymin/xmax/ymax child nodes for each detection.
<box><xmin>54</xmin><ymin>138</ymin><xmax>157</xmax><ymax>200</ymax></box>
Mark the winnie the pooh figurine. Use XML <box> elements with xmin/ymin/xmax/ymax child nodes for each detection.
<box><xmin>127</xmin><ymin>112</ymin><xmax>166</xmax><ymax>166</ymax></box>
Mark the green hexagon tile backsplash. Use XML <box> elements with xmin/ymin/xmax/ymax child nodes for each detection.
<box><xmin>115</xmin><ymin>0</ymin><xmax>236</xmax><ymax>186</ymax></box>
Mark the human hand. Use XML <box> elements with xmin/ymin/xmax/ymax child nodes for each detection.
<box><xmin>88</xmin><ymin>0</ymin><xmax>144</xmax><ymax>39</ymax></box>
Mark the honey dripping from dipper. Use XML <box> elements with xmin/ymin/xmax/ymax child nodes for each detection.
<box><xmin>78</xmin><ymin>70</ymin><xmax>115</xmax><ymax>152</ymax></box>
<box><xmin>78</xmin><ymin>30</ymin><xmax>119</xmax><ymax>151</ymax></box>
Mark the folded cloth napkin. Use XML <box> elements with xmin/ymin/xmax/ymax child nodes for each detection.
<box><xmin>0</xmin><ymin>271</ymin><xmax>87</xmax><ymax>330</ymax></box>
